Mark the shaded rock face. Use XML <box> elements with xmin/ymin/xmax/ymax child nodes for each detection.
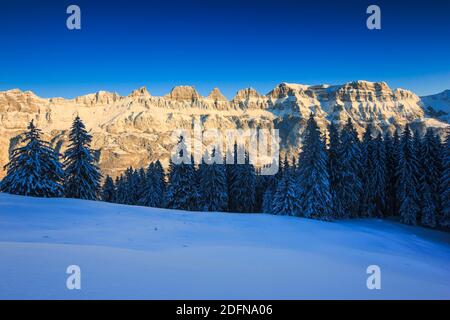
<box><xmin>0</xmin><ymin>81</ymin><xmax>447</xmax><ymax>178</ymax></box>
<box><xmin>421</xmin><ymin>90</ymin><xmax>450</xmax><ymax>122</ymax></box>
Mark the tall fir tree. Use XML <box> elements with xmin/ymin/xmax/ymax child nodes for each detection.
<box><xmin>139</xmin><ymin>161</ymin><xmax>166</xmax><ymax>208</ymax></box>
<box><xmin>0</xmin><ymin>120</ymin><xmax>64</xmax><ymax>197</ymax></box>
<box><xmin>327</xmin><ymin>121</ymin><xmax>344</xmax><ymax>218</ymax></box>
<box><xmin>120</xmin><ymin>167</ymin><xmax>136</xmax><ymax>204</ymax></box>
<box><xmin>261</xmin><ymin>157</ymin><xmax>281</xmax><ymax>214</ymax></box>
<box><xmin>197</xmin><ymin>148</ymin><xmax>228</xmax><ymax>212</ymax></box>
<box><xmin>369</xmin><ymin>133</ymin><xmax>387</xmax><ymax>217</ymax></box>
<box><xmin>440</xmin><ymin>129</ymin><xmax>450</xmax><ymax>228</ymax></box>
<box><xmin>297</xmin><ymin>114</ymin><xmax>332</xmax><ymax>221</ymax></box>
<box><xmin>114</xmin><ymin>174</ymin><xmax>127</xmax><ymax>204</ymax></box>
<box><xmin>361</xmin><ymin>123</ymin><xmax>375</xmax><ymax>216</ymax></box>
<box><xmin>397</xmin><ymin>124</ymin><xmax>420</xmax><ymax>225</ymax></box>
<box><xmin>338</xmin><ymin>118</ymin><xmax>362</xmax><ymax>218</ymax></box>
<box><xmin>63</xmin><ymin>116</ymin><xmax>102</xmax><ymax>200</ymax></box>
<box><xmin>166</xmin><ymin>136</ymin><xmax>199</xmax><ymax>211</ymax></box>
<box><xmin>136</xmin><ymin>167</ymin><xmax>147</xmax><ymax>203</ymax></box>
<box><xmin>271</xmin><ymin>157</ymin><xmax>301</xmax><ymax>216</ymax></box>
<box><xmin>254</xmin><ymin>169</ymin><xmax>267</xmax><ymax>213</ymax></box>
<box><xmin>418</xmin><ymin>128</ymin><xmax>442</xmax><ymax>228</ymax></box>
<box><xmin>228</xmin><ymin>146</ymin><xmax>256</xmax><ymax>213</ymax></box>
<box><xmin>101</xmin><ymin>175</ymin><xmax>116</xmax><ymax>202</ymax></box>
<box><xmin>384</xmin><ymin>130</ymin><xmax>400</xmax><ymax>216</ymax></box>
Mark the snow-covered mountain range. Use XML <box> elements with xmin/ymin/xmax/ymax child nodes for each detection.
<box><xmin>0</xmin><ymin>80</ymin><xmax>448</xmax><ymax>178</ymax></box>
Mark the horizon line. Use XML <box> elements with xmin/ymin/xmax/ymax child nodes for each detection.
<box><xmin>1</xmin><ymin>80</ymin><xmax>448</xmax><ymax>100</ymax></box>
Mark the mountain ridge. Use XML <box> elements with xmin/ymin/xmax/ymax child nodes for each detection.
<box><xmin>0</xmin><ymin>80</ymin><xmax>448</xmax><ymax>178</ymax></box>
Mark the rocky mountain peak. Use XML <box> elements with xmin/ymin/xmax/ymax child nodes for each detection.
<box><xmin>233</xmin><ymin>88</ymin><xmax>262</xmax><ymax>101</ymax></box>
<box><xmin>267</xmin><ymin>83</ymin><xmax>307</xmax><ymax>99</ymax></box>
<box><xmin>74</xmin><ymin>90</ymin><xmax>119</xmax><ymax>105</ymax></box>
<box><xmin>129</xmin><ymin>86</ymin><xmax>151</xmax><ymax>98</ymax></box>
<box><xmin>165</xmin><ymin>86</ymin><xmax>201</xmax><ymax>102</ymax></box>
<box><xmin>207</xmin><ymin>87</ymin><xmax>228</xmax><ymax>101</ymax></box>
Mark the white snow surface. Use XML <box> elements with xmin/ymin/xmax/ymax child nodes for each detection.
<box><xmin>0</xmin><ymin>193</ymin><xmax>449</xmax><ymax>300</ymax></box>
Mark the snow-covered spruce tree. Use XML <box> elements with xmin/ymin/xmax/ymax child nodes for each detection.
<box><xmin>226</xmin><ymin>142</ymin><xmax>242</xmax><ymax>212</ymax></box>
<box><xmin>197</xmin><ymin>148</ymin><xmax>228</xmax><ymax>212</ymax></box>
<box><xmin>370</xmin><ymin>133</ymin><xmax>387</xmax><ymax>217</ymax></box>
<box><xmin>113</xmin><ymin>176</ymin><xmax>121</xmax><ymax>203</ymax></box>
<box><xmin>297</xmin><ymin>114</ymin><xmax>333</xmax><ymax>221</ymax></box>
<box><xmin>139</xmin><ymin>161</ymin><xmax>167</xmax><ymax>208</ymax></box>
<box><xmin>360</xmin><ymin>123</ymin><xmax>375</xmax><ymax>217</ymax></box>
<box><xmin>63</xmin><ymin>116</ymin><xmax>102</xmax><ymax>200</ymax></box>
<box><xmin>440</xmin><ymin>129</ymin><xmax>450</xmax><ymax>228</ymax></box>
<box><xmin>136</xmin><ymin>167</ymin><xmax>147</xmax><ymax>203</ymax></box>
<box><xmin>138</xmin><ymin>162</ymin><xmax>155</xmax><ymax>206</ymax></box>
<box><xmin>153</xmin><ymin>160</ymin><xmax>167</xmax><ymax>207</ymax></box>
<box><xmin>271</xmin><ymin>157</ymin><xmax>301</xmax><ymax>216</ymax></box>
<box><xmin>0</xmin><ymin>120</ymin><xmax>64</xmax><ymax>197</ymax></box>
<box><xmin>418</xmin><ymin>128</ymin><xmax>442</xmax><ymax>228</ymax></box>
<box><xmin>114</xmin><ymin>174</ymin><xmax>127</xmax><ymax>204</ymax></box>
<box><xmin>254</xmin><ymin>169</ymin><xmax>266</xmax><ymax>213</ymax></box>
<box><xmin>327</xmin><ymin>121</ymin><xmax>344</xmax><ymax>218</ymax></box>
<box><xmin>413</xmin><ymin>129</ymin><xmax>424</xmax><ymax>191</ymax></box>
<box><xmin>338</xmin><ymin>118</ymin><xmax>362</xmax><ymax>218</ymax></box>
<box><xmin>121</xmin><ymin>167</ymin><xmax>142</xmax><ymax>205</ymax></box>
<box><xmin>227</xmin><ymin>146</ymin><xmax>256</xmax><ymax>213</ymax></box>
<box><xmin>384</xmin><ymin>131</ymin><xmax>400</xmax><ymax>216</ymax></box>
<box><xmin>397</xmin><ymin>124</ymin><xmax>420</xmax><ymax>225</ymax></box>
<box><xmin>101</xmin><ymin>175</ymin><xmax>116</xmax><ymax>202</ymax></box>
<box><xmin>166</xmin><ymin>136</ymin><xmax>199</xmax><ymax>211</ymax></box>
<box><xmin>261</xmin><ymin>157</ymin><xmax>281</xmax><ymax>214</ymax></box>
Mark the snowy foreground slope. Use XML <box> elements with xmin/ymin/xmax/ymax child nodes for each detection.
<box><xmin>0</xmin><ymin>193</ymin><xmax>449</xmax><ymax>300</ymax></box>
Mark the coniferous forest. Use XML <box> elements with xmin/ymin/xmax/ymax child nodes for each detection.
<box><xmin>1</xmin><ymin>114</ymin><xmax>449</xmax><ymax>230</ymax></box>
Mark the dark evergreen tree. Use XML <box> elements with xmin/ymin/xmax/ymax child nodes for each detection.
<box><xmin>297</xmin><ymin>114</ymin><xmax>332</xmax><ymax>220</ymax></box>
<box><xmin>369</xmin><ymin>133</ymin><xmax>387</xmax><ymax>217</ymax></box>
<box><xmin>0</xmin><ymin>120</ymin><xmax>63</xmax><ymax>197</ymax></box>
<box><xmin>114</xmin><ymin>174</ymin><xmax>127</xmax><ymax>204</ymax></box>
<box><xmin>338</xmin><ymin>118</ymin><xmax>362</xmax><ymax>218</ymax></box>
<box><xmin>361</xmin><ymin>123</ymin><xmax>375</xmax><ymax>216</ymax></box>
<box><xmin>440</xmin><ymin>130</ymin><xmax>450</xmax><ymax>228</ymax></box>
<box><xmin>228</xmin><ymin>147</ymin><xmax>256</xmax><ymax>213</ymax></box>
<box><xmin>101</xmin><ymin>175</ymin><xmax>116</xmax><ymax>202</ymax></box>
<box><xmin>113</xmin><ymin>176</ymin><xmax>121</xmax><ymax>203</ymax></box>
<box><xmin>136</xmin><ymin>167</ymin><xmax>147</xmax><ymax>203</ymax></box>
<box><xmin>261</xmin><ymin>157</ymin><xmax>280</xmax><ymax>214</ymax></box>
<box><xmin>418</xmin><ymin>128</ymin><xmax>442</xmax><ymax>228</ymax></box>
<box><xmin>254</xmin><ymin>169</ymin><xmax>267</xmax><ymax>213</ymax></box>
<box><xmin>63</xmin><ymin>116</ymin><xmax>102</xmax><ymax>200</ymax></box>
<box><xmin>397</xmin><ymin>124</ymin><xmax>420</xmax><ymax>225</ymax></box>
<box><xmin>120</xmin><ymin>167</ymin><xmax>137</xmax><ymax>205</ymax></box>
<box><xmin>139</xmin><ymin>161</ymin><xmax>167</xmax><ymax>208</ymax></box>
<box><xmin>327</xmin><ymin>121</ymin><xmax>344</xmax><ymax>218</ymax></box>
<box><xmin>197</xmin><ymin>148</ymin><xmax>228</xmax><ymax>212</ymax></box>
<box><xmin>384</xmin><ymin>130</ymin><xmax>400</xmax><ymax>216</ymax></box>
<box><xmin>166</xmin><ymin>136</ymin><xmax>198</xmax><ymax>211</ymax></box>
<box><xmin>226</xmin><ymin>142</ymin><xmax>241</xmax><ymax>212</ymax></box>
<box><xmin>271</xmin><ymin>157</ymin><xmax>301</xmax><ymax>216</ymax></box>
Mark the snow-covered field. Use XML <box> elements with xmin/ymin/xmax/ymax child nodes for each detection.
<box><xmin>0</xmin><ymin>193</ymin><xmax>449</xmax><ymax>300</ymax></box>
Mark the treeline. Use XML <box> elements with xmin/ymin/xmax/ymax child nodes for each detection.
<box><xmin>1</xmin><ymin>115</ymin><xmax>449</xmax><ymax>230</ymax></box>
<box><xmin>100</xmin><ymin>114</ymin><xmax>450</xmax><ymax>229</ymax></box>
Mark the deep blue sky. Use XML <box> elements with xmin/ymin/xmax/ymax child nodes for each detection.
<box><xmin>1</xmin><ymin>0</ymin><xmax>449</xmax><ymax>98</ymax></box>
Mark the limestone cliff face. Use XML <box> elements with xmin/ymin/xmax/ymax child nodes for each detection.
<box><xmin>0</xmin><ymin>81</ymin><xmax>447</xmax><ymax>178</ymax></box>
